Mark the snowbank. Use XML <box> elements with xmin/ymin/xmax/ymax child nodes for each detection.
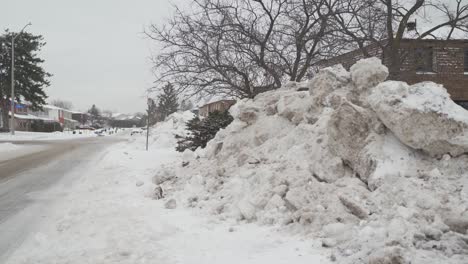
<box><xmin>146</xmin><ymin>111</ymin><xmax>195</xmax><ymax>148</ymax></box>
<box><xmin>160</xmin><ymin>58</ymin><xmax>468</xmax><ymax>263</ymax></box>
<box><xmin>369</xmin><ymin>81</ymin><xmax>468</xmax><ymax>157</ymax></box>
<box><xmin>3</xmin><ymin>111</ymin><xmax>330</xmax><ymax>264</ymax></box>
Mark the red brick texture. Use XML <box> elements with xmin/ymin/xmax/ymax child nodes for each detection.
<box><xmin>318</xmin><ymin>39</ymin><xmax>468</xmax><ymax>101</ymax></box>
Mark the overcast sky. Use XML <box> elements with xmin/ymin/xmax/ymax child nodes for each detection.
<box><xmin>3</xmin><ymin>0</ymin><xmax>175</xmax><ymax>114</ymax></box>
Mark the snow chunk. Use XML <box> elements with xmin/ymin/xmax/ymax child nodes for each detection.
<box><xmin>369</xmin><ymin>81</ymin><xmax>468</xmax><ymax>157</ymax></box>
<box><xmin>350</xmin><ymin>57</ymin><xmax>388</xmax><ymax>90</ymax></box>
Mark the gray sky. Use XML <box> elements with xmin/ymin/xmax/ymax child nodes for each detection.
<box><xmin>4</xmin><ymin>0</ymin><xmax>174</xmax><ymax>114</ymax></box>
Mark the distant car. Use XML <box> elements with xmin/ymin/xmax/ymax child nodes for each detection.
<box><xmin>94</xmin><ymin>129</ymin><xmax>106</xmax><ymax>136</ymax></box>
<box><xmin>130</xmin><ymin>128</ymin><xmax>143</xmax><ymax>136</ymax></box>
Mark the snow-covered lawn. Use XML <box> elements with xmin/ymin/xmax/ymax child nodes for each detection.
<box><xmin>3</xmin><ymin>120</ymin><xmax>330</xmax><ymax>264</ymax></box>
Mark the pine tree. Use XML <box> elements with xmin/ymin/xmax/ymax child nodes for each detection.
<box><xmin>0</xmin><ymin>30</ymin><xmax>51</xmax><ymax>130</ymax></box>
<box><xmin>176</xmin><ymin>110</ymin><xmax>233</xmax><ymax>152</ymax></box>
<box><xmin>157</xmin><ymin>83</ymin><xmax>179</xmax><ymax>119</ymax></box>
<box><xmin>147</xmin><ymin>98</ymin><xmax>159</xmax><ymax>125</ymax></box>
<box><xmin>87</xmin><ymin>104</ymin><xmax>102</xmax><ymax>128</ymax></box>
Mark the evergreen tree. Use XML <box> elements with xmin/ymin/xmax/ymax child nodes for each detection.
<box><xmin>157</xmin><ymin>83</ymin><xmax>179</xmax><ymax>119</ymax></box>
<box><xmin>87</xmin><ymin>104</ymin><xmax>102</xmax><ymax>128</ymax></box>
<box><xmin>147</xmin><ymin>98</ymin><xmax>160</xmax><ymax>125</ymax></box>
<box><xmin>0</xmin><ymin>30</ymin><xmax>51</xmax><ymax>130</ymax></box>
<box><xmin>176</xmin><ymin>110</ymin><xmax>233</xmax><ymax>152</ymax></box>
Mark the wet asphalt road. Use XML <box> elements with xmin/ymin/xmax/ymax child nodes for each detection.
<box><xmin>0</xmin><ymin>137</ymin><xmax>122</xmax><ymax>260</ymax></box>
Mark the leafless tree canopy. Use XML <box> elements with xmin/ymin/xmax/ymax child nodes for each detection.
<box><xmin>50</xmin><ymin>99</ymin><xmax>73</xmax><ymax>110</ymax></box>
<box><xmin>148</xmin><ymin>0</ymin><xmax>468</xmax><ymax>98</ymax></box>
<box><xmin>147</xmin><ymin>0</ymin><xmax>335</xmax><ymax>99</ymax></box>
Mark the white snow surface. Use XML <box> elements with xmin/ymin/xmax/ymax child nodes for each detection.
<box><xmin>0</xmin><ymin>130</ymin><xmax>96</xmax><ymax>141</ymax></box>
<box><xmin>0</xmin><ymin>142</ymin><xmax>24</xmax><ymax>152</ymax></box>
<box><xmin>4</xmin><ymin>111</ymin><xmax>330</xmax><ymax>264</ymax></box>
<box><xmin>158</xmin><ymin>59</ymin><xmax>468</xmax><ymax>263</ymax></box>
<box><xmin>0</xmin><ymin>143</ymin><xmax>47</xmax><ymax>162</ymax></box>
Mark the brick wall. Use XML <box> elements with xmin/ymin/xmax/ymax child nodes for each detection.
<box><xmin>317</xmin><ymin>39</ymin><xmax>468</xmax><ymax>101</ymax></box>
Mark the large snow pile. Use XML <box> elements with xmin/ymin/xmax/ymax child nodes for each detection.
<box><xmin>159</xmin><ymin>58</ymin><xmax>468</xmax><ymax>263</ymax></box>
<box><xmin>146</xmin><ymin>111</ymin><xmax>195</xmax><ymax>149</ymax></box>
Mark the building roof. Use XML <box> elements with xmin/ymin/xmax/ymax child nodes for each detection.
<box><xmin>196</xmin><ymin>94</ymin><xmax>236</xmax><ymax>108</ymax></box>
<box><xmin>43</xmin><ymin>104</ymin><xmax>64</xmax><ymax>110</ymax></box>
<box><xmin>12</xmin><ymin>112</ymin><xmax>56</xmax><ymax>122</ymax></box>
<box><xmin>199</xmin><ymin>99</ymin><xmax>236</xmax><ymax>108</ymax></box>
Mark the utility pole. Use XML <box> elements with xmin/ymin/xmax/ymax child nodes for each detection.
<box><xmin>10</xmin><ymin>22</ymin><xmax>32</xmax><ymax>135</ymax></box>
<box><xmin>146</xmin><ymin>98</ymin><xmax>152</xmax><ymax>151</ymax></box>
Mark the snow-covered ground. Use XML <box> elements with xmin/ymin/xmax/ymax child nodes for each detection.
<box><xmin>0</xmin><ymin>130</ymin><xmax>97</xmax><ymax>141</ymax></box>
<box><xmin>5</xmin><ymin>58</ymin><xmax>468</xmax><ymax>263</ymax></box>
<box><xmin>159</xmin><ymin>59</ymin><xmax>468</xmax><ymax>263</ymax></box>
<box><xmin>3</xmin><ymin>112</ymin><xmax>331</xmax><ymax>264</ymax></box>
<box><xmin>0</xmin><ymin>143</ymin><xmax>47</xmax><ymax>162</ymax></box>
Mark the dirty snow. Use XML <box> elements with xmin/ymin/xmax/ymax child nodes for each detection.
<box><xmin>3</xmin><ymin>111</ymin><xmax>330</xmax><ymax>264</ymax></box>
<box><xmin>157</xmin><ymin>58</ymin><xmax>468</xmax><ymax>263</ymax></box>
<box><xmin>4</xmin><ymin>57</ymin><xmax>468</xmax><ymax>264</ymax></box>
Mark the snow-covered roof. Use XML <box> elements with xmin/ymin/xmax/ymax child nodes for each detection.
<box><xmin>13</xmin><ymin>113</ymin><xmax>55</xmax><ymax>122</ymax></box>
<box><xmin>196</xmin><ymin>95</ymin><xmax>236</xmax><ymax>108</ymax></box>
<box><xmin>111</xmin><ymin>113</ymin><xmax>141</xmax><ymax>121</ymax></box>
<box><xmin>43</xmin><ymin>104</ymin><xmax>64</xmax><ymax>111</ymax></box>
<box><xmin>43</xmin><ymin>105</ymin><xmax>85</xmax><ymax>115</ymax></box>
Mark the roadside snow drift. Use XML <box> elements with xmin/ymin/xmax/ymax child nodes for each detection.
<box><xmin>158</xmin><ymin>58</ymin><xmax>468</xmax><ymax>264</ymax></box>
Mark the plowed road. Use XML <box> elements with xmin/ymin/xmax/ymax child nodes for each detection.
<box><xmin>0</xmin><ymin>137</ymin><xmax>122</xmax><ymax>260</ymax></box>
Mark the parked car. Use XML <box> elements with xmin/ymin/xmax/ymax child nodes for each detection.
<box><xmin>130</xmin><ymin>128</ymin><xmax>143</xmax><ymax>136</ymax></box>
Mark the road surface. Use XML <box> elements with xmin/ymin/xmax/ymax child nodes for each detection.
<box><xmin>0</xmin><ymin>137</ymin><xmax>122</xmax><ymax>261</ymax></box>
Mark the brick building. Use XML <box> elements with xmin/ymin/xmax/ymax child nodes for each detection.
<box><xmin>199</xmin><ymin>100</ymin><xmax>236</xmax><ymax>117</ymax></box>
<box><xmin>318</xmin><ymin>39</ymin><xmax>468</xmax><ymax>104</ymax></box>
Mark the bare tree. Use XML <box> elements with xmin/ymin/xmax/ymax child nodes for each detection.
<box><xmin>50</xmin><ymin>99</ymin><xmax>73</xmax><ymax>110</ymax></box>
<box><xmin>329</xmin><ymin>0</ymin><xmax>468</xmax><ymax>77</ymax></box>
<box><xmin>147</xmin><ymin>0</ymin><xmax>335</xmax><ymax>99</ymax></box>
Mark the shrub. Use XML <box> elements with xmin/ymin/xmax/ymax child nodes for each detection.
<box><xmin>176</xmin><ymin>110</ymin><xmax>233</xmax><ymax>152</ymax></box>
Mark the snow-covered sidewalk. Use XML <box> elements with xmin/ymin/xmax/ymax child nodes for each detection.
<box><xmin>4</xmin><ymin>127</ymin><xmax>330</xmax><ymax>263</ymax></box>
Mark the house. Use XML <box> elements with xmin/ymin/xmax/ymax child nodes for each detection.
<box><xmin>63</xmin><ymin>109</ymin><xmax>80</xmax><ymax>130</ymax></box>
<box><xmin>317</xmin><ymin>26</ymin><xmax>468</xmax><ymax>106</ymax></box>
<box><xmin>7</xmin><ymin>102</ymin><xmax>60</xmax><ymax>132</ymax></box>
<box><xmin>12</xmin><ymin>102</ymin><xmax>33</xmax><ymax>131</ymax></box>
<box><xmin>30</xmin><ymin>105</ymin><xmax>82</xmax><ymax>131</ymax></box>
<box><xmin>199</xmin><ymin>99</ymin><xmax>236</xmax><ymax>117</ymax></box>
<box><xmin>31</xmin><ymin>105</ymin><xmax>64</xmax><ymax>129</ymax></box>
<box><xmin>71</xmin><ymin>111</ymin><xmax>89</xmax><ymax>125</ymax></box>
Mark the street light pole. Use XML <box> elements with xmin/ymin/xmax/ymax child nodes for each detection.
<box><xmin>10</xmin><ymin>22</ymin><xmax>31</xmax><ymax>135</ymax></box>
<box><xmin>146</xmin><ymin>98</ymin><xmax>152</xmax><ymax>151</ymax></box>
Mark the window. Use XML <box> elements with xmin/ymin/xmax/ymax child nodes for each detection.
<box><xmin>415</xmin><ymin>47</ymin><xmax>433</xmax><ymax>72</ymax></box>
<box><xmin>464</xmin><ymin>49</ymin><xmax>468</xmax><ymax>72</ymax></box>
<box><xmin>456</xmin><ymin>101</ymin><xmax>468</xmax><ymax>110</ymax></box>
